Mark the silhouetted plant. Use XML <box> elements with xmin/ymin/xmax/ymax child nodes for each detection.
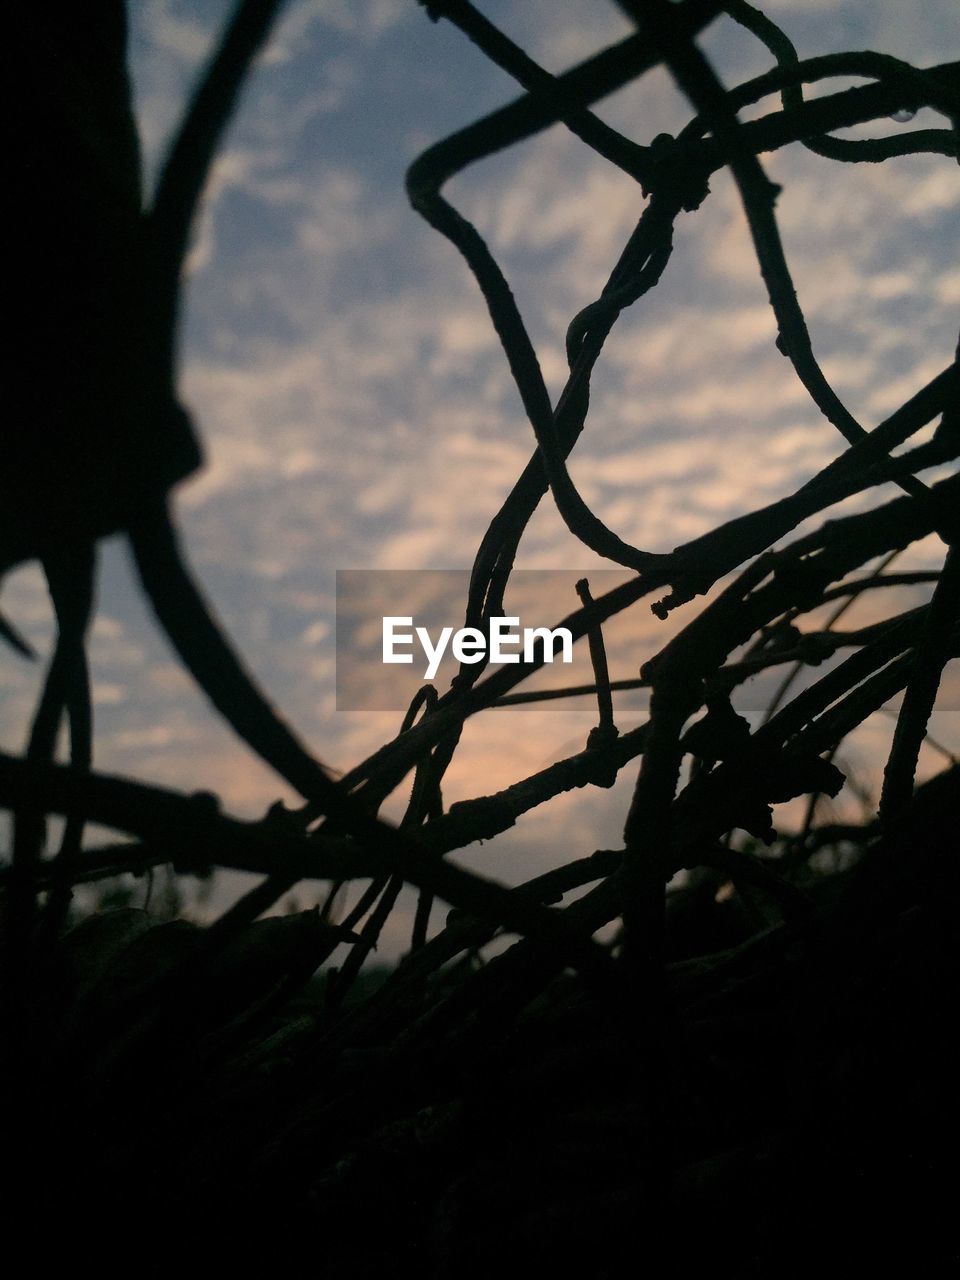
<box><xmin>1</xmin><ymin>1</ymin><xmax>957</xmax><ymax>1272</ymax></box>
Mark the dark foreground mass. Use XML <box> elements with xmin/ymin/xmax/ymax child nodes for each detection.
<box><xmin>2</xmin><ymin>767</ymin><xmax>956</xmax><ymax>1277</ymax></box>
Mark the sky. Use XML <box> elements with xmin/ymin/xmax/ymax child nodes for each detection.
<box><xmin>2</xmin><ymin>0</ymin><xmax>957</xmax><ymax>950</ymax></box>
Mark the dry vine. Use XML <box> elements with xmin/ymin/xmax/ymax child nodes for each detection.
<box><xmin>1</xmin><ymin>1</ymin><xmax>958</xmax><ymax>1271</ymax></box>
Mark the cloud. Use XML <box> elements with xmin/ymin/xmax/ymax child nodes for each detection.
<box><xmin>3</xmin><ymin>1</ymin><xmax>956</xmax><ymax>953</ymax></box>
<box><xmin>295</xmin><ymin>0</ymin><xmax>408</xmax><ymax>40</ymax></box>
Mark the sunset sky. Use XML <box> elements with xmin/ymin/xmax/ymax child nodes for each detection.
<box><xmin>2</xmin><ymin>1</ymin><xmax>957</xmax><ymax>950</ymax></box>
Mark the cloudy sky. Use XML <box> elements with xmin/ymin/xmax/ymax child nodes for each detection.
<box><xmin>2</xmin><ymin>1</ymin><xmax>957</xmax><ymax>948</ymax></box>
